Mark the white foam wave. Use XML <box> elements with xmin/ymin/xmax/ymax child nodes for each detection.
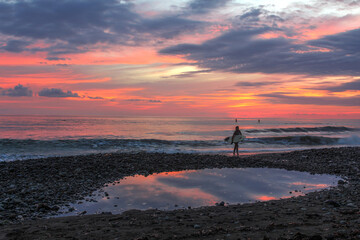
<box><xmin>338</xmin><ymin>135</ymin><xmax>360</xmax><ymax>145</ymax></box>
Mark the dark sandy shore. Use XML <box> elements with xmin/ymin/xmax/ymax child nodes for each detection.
<box><xmin>0</xmin><ymin>147</ymin><xmax>360</xmax><ymax>239</ymax></box>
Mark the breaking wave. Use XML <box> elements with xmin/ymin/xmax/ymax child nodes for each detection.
<box><xmin>245</xmin><ymin>126</ymin><xmax>357</xmax><ymax>134</ymax></box>
<box><xmin>247</xmin><ymin>136</ymin><xmax>339</xmax><ymax>145</ymax></box>
<box><xmin>0</xmin><ymin>134</ymin><xmax>359</xmax><ymax>161</ymax></box>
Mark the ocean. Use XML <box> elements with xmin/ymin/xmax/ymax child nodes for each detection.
<box><xmin>0</xmin><ymin>115</ymin><xmax>359</xmax><ymax>161</ymax></box>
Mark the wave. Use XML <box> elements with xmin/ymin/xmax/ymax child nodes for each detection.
<box><xmin>0</xmin><ymin>135</ymin><xmax>358</xmax><ymax>161</ymax></box>
<box><xmin>247</xmin><ymin>136</ymin><xmax>339</xmax><ymax>145</ymax></box>
<box><xmin>0</xmin><ymin>138</ymin><xmax>220</xmax><ymax>151</ymax></box>
<box><xmin>245</xmin><ymin>126</ymin><xmax>358</xmax><ymax>134</ymax></box>
<box><xmin>0</xmin><ymin>135</ymin><xmax>358</xmax><ymax>151</ymax></box>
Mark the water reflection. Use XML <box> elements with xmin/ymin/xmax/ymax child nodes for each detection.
<box><xmin>59</xmin><ymin>168</ymin><xmax>340</xmax><ymax>216</ymax></box>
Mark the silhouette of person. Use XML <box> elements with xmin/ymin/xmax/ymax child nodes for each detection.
<box><xmin>231</xmin><ymin>126</ymin><xmax>242</xmax><ymax>156</ymax></box>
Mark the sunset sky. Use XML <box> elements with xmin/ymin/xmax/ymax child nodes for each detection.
<box><xmin>0</xmin><ymin>0</ymin><xmax>359</xmax><ymax>118</ymax></box>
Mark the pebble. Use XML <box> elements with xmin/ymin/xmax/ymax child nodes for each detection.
<box><xmin>0</xmin><ymin>146</ymin><xmax>358</xmax><ymax>240</ymax></box>
<box><xmin>215</xmin><ymin>201</ymin><xmax>225</xmax><ymax>206</ymax></box>
<box><xmin>194</xmin><ymin>224</ymin><xmax>201</xmax><ymax>229</ymax></box>
<box><xmin>347</xmin><ymin>203</ymin><xmax>357</xmax><ymax>208</ymax></box>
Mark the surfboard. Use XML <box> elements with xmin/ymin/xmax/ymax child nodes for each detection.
<box><xmin>224</xmin><ymin>134</ymin><xmax>246</xmax><ymax>144</ymax></box>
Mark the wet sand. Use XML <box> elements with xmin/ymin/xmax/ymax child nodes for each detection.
<box><xmin>0</xmin><ymin>147</ymin><xmax>360</xmax><ymax>239</ymax></box>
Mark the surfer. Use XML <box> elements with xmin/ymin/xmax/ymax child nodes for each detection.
<box><xmin>231</xmin><ymin>126</ymin><xmax>242</xmax><ymax>156</ymax></box>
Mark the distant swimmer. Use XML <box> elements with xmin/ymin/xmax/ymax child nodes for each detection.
<box><xmin>258</xmin><ymin>119</ymin><xmax>261</xmax><ymax>123</ymax></box>
<box><xmin>235</xmin><ymin>118</ymin><xmax>238</xmax><ymax>123</ymax></box>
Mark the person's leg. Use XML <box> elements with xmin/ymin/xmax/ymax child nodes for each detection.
<box><xmin>234</xmin><ymin>143</ymin><xmax>239</xmax><ymax>156</ymax></box>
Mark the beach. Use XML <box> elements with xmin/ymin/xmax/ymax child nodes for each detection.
<box><xmin>0</xmin><ymin>147</ymin><xmax>359</xmax><ymax>239</ymax></box>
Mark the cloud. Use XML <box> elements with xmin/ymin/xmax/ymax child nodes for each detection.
<box><xmin>140</xmin><ymin>16</ymin><xmax>205</xmax><ymax>40</ymax></box>
<box><xmin>87</xmin><ymin>96</ymin><xmax>104</xmax><ymax>100</ymax></box>
<box><xmin>309</xmin><ymin>28</ymin><xmax>360</xmax><ymax>53</ymax></box>
<box><xmin>259</xmin><ymin>93</ymin><xmax>360</xmax><ymax>106</ymax></box>
<box><xmin>235</xmin><ymin>81</ymin><xmax>280</xmax><ymax>87</ymax></box>
<box><xmin>46</xmin><ymin>57</ymin><xmax>68</xmax><ymax>61</ymax></box>
<box><xmin>0</xmin><ymin>0</ymin><xmax>206</xmax><ymax>55</ymax></box>
<box><xmin>1</xmin><ymin>40</ymin><xmax>31</xmax><ymax>53</ymax></box>
<box><xmin>184</xmin><ymin>0</ymin><xmax>231</xmax><ymax>14</ymax></box>
<box><xmin>314</xmin><ymin>80</ymin><xmax>360</xmax><ymax>92</ymax></box>
<box><xmin>38</xmin><ymin>88</ymin><xmax>80</xmax><ymax>98</ymax></box>
<box><xmin>160</xmin><ymin>26</ymin><xmax>360</xmax><ymax>76</ymax></box>
<box><xmin>125</xmin><ymin>99</ymin><xmax>162</xmax><ymax>103</ymax></box>
<box><xmin>0</xmin><ymin>0</ymin><xmax>136</xmax><ymax>43</ymax></box>
<box><xmin>239</xmin><ymin>8</ymin><xmax>262</xmax><ymax>22</ymax></box>
<box><xmin>299</xmin><ymin>0</ymin><xmax>360</xmax><ymax>11</ymax></box>
<box><xmin>1</xmin><ymin>84</ymin><xmax>33</xmax><ymax>97</ymax></box>
<box><xmin>165</xmin><ymin>69</ymin><xmax>212</xmax><ymax>78</ymax></box>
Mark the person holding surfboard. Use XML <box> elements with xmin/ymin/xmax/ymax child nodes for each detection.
<box><xmin>231</xmin><ymin>126</ymin><xmax>242</xmax><ymax>156</ymax></box>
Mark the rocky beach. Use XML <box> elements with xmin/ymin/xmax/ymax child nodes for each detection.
<box><xmin>0</xmin><ymin>147</ymin><xmax>360</xmax><ymax>239</ymax></box>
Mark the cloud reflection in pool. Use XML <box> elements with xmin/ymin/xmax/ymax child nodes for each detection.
<box><xmin>60</xmin><ymin>168</ymin><xmax>340</xmax><ymax>216</ymax></box>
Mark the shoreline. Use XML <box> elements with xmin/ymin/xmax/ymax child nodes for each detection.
<box><xmin>0</xmin><ymin>147</ymin><xmax>359</xmax><ymax>239</ymax></box>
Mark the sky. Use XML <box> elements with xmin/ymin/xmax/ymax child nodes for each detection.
<box><xmin>0</xmin><ymin>0</ymin><xmax>359</xmax><ymax>118</ymax></box>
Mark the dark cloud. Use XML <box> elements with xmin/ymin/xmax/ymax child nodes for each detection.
<box><xmin>0</xmin><ymin>0</ymin><xmax>206</xmax><ymax>55</ymax></box>
<box><xmin>235</xmin><ymin>81</ymin><xmax>280</xmax><ymax>87</ymax></box>
<box><xmin>1</xmin><ymin>40</ymin><xmax>30</xmax><ymax>52</ymax></box>
<box><xmin>126</xmin><ymin>99</ymin><xmax>162</xmax><ymax>103</ymax></box>
<box><xmin>140</xmin><ymin>17</ymin><xmax>205</xmax><ymax>39</ymax></box>
<box><xmin>309</xmin><ymin>28</ymin><xmax>360</xmax><ymax>53</ymax></box>
<box><xmin>233</xmin><ymin>7</ymin><xmax>285</xmax><ymax>30</ymax></box>
<box><xmin>1</xmin><ymin>84</ymin><xmax>33</xmax><ymax>97</ymax></box>
<box><xmin>38</xmin><ymin>88</ymin><xmax>80</xmax><ymax>98</ymax></box>
<box><xmin>0</xmin><ymin>0</ymin><xmax>136</xmax><ymax>42</ymax></box>
<box><xmin>259</xmin><ymin>93</ymin><xmax>360</xmax><ymax>106</ymax></box>
<box><xmin>185</xmin><ymin>0</ymin><xmax>230</xmax><ymax>14</ymax></box>
<box><xmin>314</xmin><ymin>80</ymin><xmax>360</xmax><ymax>92</ymax></box>
<box><xmin>46</xmin><ymin>57</ymin><xmax>68</xmax><ymax>61</ymax></box>
<box><xmin>239</xmin><ymin>8</ymin><xmax>262</xmax><ymax>21</ymax></box>
<box><xmin>87</xmin><ymin>96</ymin><xmax>104</xmax><ymax>100</ymax></box>
<box><xmin>160</xmin><ymin>25</ymin><xmax>360</xmax><ymax>76</ymax></box>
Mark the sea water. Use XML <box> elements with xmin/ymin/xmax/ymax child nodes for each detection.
<box><xmin>0</xmin><ymin>115</ymin><xmax>359</xmax><ymax>161</ymax></box>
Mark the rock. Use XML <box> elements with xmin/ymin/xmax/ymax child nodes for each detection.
<box><xmin>325</xmin><ymin>200</ymin><xmax>340</xmax><ymax>207</ymax></box>
<box><xmin>78</xmin><ymin>211</ymin><xmax>87</xmax><ymax>215</ymax></box>
<box><xmin>346</xmin><ymin>203</ymin><xmax>357</xmax><ymax>208</ymax></box>
<box><xmin>194</xmin><ymin>224</ymin><xmax>201</xmax><ymax>229</ymax></box>
<box><xmin>215</xmin><ymin>201</ymin><xmax>225</xmax><ymax>206</ymax></box>
<box><xmin>36</xmin><ymin>203</ymin><xmax>52</xmax><ymax>211</ymax></box>
<box><xmin>52</xmin><ymin>206</ymin><xmax>60</xmax><ymax>211</ymax></box>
